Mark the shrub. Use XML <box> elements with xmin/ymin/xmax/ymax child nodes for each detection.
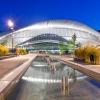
<box><xmin>0</xmin><ymin>44</ymin><xmax>9</xmax><ymax>56</ymax></box>
<box><xmin>74</xmin><ymin>45</ymin><xmax>100</xmax><ymax>64</ymax></box>
<box><xmin>15</xmin><ymin>48</ymin><xmax>27</xmax><ymax>55</ymax></box>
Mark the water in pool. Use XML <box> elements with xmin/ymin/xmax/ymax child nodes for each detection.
<box><xmin>6</xmin><ymin>56</ymin><xmax>100</xmax><ymax>100</ymax></box>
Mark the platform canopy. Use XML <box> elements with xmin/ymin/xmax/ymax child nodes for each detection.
<box><xmin>0</xmin><ymin>20</ymin><xmax>100</xmax><ymax>49</ymax></box>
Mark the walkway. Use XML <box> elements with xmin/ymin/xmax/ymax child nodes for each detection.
<box><xmin>0</xmin><ymin>56</ymin><xmax>28</xmax><ymax>78</ymax></box>
<box><xmin>0</xmin><ymin>54</ymin><xmax>37</xmax><ymax>100</ymax></box>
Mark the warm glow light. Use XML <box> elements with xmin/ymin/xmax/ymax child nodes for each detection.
<box><xmin>22</xmin><ymin>76</ymin><xmax>87</xmax><ymax>83</ymax></box>
<box><xmin>22</xmin><ymin>76</ymin><xmax>61</xmax><ymax>83</ymax></box>
<box><xmin>7</xmin><ymin>19</ymin><xmax>14</xmax><ymax>29</ymax></box>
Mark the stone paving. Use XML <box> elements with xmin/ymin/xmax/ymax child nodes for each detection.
<box><xmin>0</xmin><ymin>56</ymin><xmax>26</xmax><ymax>78</ymax></box>
<box><xmin>0</xmin><ymin>54</ymin><xmax>37</xmax><ymax>79</ymax></box>
<box><xmin>6</xmin><ymin>56</ymin><xmax>100</xmax><ymax>100</ymax></box>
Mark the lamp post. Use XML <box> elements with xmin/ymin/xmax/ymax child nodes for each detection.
<box><xmin>7</xmin><ymin>19</ymin><xmax>14</xmax><ymax>53</ymax></box>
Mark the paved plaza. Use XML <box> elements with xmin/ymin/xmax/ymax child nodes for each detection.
<box><xmin>0</xmin><ymin>56</ymin><xmax>26</xmax><ymax>78</ymax></box>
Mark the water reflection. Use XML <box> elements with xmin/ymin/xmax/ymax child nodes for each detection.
<box><xmin>22</xmin><ymin>77</ymin><xmax>61</xmax><ymax>83</ymax></box>
<box><xmin>30</xmin><ymin>56</ymin><xmax>87</xmax><ymax>95</ymax></box>
<box><xmin>6</xmin><ymin>56</ymin><xmax>100</xmax><ymax>100</ymax></box>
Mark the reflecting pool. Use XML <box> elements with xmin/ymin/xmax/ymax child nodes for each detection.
<box><xmin>6</xmin><ymin>56</ymin><xmax>100</xmax><ymax>100</ymax></box>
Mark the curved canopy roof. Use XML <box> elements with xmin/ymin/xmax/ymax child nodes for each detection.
<box><xmin>18</xmin><ymin>33</ymin><xmax>67</xmax><ymax>46</ymax></box>
<box><xmin>0</xmin><ymin>20</ymin><xmax>100</xmax><ymax>47</ymax></box>
<box><xmin>16</xmin><ymin>20</ymin><xmax>99</xmax><ymax>34</ymax></box>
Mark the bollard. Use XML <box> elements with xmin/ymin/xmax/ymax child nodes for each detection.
<box><xmin>65</xmin><ymin>76</ymin><xmax>69</xmax><ymax>95</ymax></box>
<box><xmin>61</xmin><ymin>76</ymin><xmax>66</xmax><ymax>96</ymax></box>
<box><xmin>61</xmin><ymin>76</ymin><xmax>69</xmax><ymax>96</ymax></box>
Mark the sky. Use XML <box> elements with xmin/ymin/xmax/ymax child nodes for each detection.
<box><xmin>0</xmin><ymin>0</ymin><xmax>100</xmax><ymax>33</ymax></box>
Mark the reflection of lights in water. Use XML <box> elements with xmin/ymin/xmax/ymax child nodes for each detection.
<box><xmin>63</xmin><ymin>67</ymin><xmax>68</xmax><ymax>70</ymax></box>
<box><xmin>69</xmin><ymin>76</ymin><xmax>87</xmax><ymax>82</ymax></box>
<box><xmin>22</xmin><ymin>76</ymin><xmax>87</xmax><ymax>83</ymax></box>
<box><xmin>77</xmin><ymin>76</ymin><xmax>87</xmax><ymax>80</ymax></box>
<box><xmin>34</xmin><ymin>64</ymin><xmax>47</xmax><ymax>67</ymax></box>
<box><xmin>22</xmin><ymin>76</ymin><xmax>61</xmax><ymax>83</ymax></box>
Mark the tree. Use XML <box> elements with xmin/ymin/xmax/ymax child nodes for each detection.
<box><xmin>71</xmin><ymin>33</ymin><xmax>77</xmax><ymax>51</ymax></box>
<box><xmin>58</xmin><ymin>34</ymin><xmax>77</xmax><ymax>54</ymax></box>
<box><xmin>66</xmin><ymin>34</ymin><xmax>77</xmax><ymax>53</ymax></box>
<box><xmin>58</xmin><ymin>42</ymin><xmax>66</xmax><ymax>54</ymax></box>
<box><xmin>72</xmin><ymin>33</ymin><xmax>76</xmax><ymax>45</ymax></box>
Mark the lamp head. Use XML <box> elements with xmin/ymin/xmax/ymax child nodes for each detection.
<box><xmin>7</xmin><ymin>19</ymin><xmax>14</xmax><ymax>30</ymax></box>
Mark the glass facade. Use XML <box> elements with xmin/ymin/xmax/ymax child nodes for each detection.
<box><xmin>0</xmin><ymin>20</ymin><xmax>100</xmax><ymax>49</ymax></box>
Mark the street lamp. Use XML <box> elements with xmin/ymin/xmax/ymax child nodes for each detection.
<box><xmin>7</xmin><ymin>20</ymin><xmax>14</xmax><ymax>30</ymax></box>
<box><xmin>7</xmin><ymin>19</ymin><xmax>14</xmax><ymax>53</ymax></box>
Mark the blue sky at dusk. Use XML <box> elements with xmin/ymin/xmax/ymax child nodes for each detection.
<box><xmin>0</xmin><ymin>0</ymin><xmax>100</xmax><ymax>33</ymax></box>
